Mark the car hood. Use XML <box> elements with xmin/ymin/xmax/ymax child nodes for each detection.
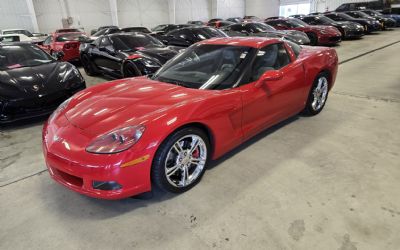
<box><xmin>125</xmin><ymin>46</ymin><xmax>178</xmax><ymax>64</ymax></box>
<box><xmin>0</xmin><ymin>62</ymin><xmax>80</xmax><ymax>100</ymax></box>
<box><xmin>64</xmin><ymin>77</ymin><xmax>208</xmax><ymax>134</ymax></box>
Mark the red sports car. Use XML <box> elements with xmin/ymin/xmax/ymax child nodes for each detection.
<box><xmin>265</xmin><ymin>18</ymin><xmax>342</xmax><ymax>46</ymax></box>
<box><xmin>42</xmin><ymin>37</ymin><xmax>338</xmax><ymax>199</ymax></box>
<box><xmin>39</xmin><ymin>32</ymin><xmax>88</xmax><ymax>62</ymax></box>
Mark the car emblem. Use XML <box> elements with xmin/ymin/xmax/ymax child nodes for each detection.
<box><xmin>32</xmin><ymin>85</ymin><xmax>39</xmax><ymax>91</ymax></box>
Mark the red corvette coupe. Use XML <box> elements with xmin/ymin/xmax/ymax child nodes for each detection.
<box><xmin>43</xmin><ymin>37</ymin><xmax>338</xmax><ymax>199</ymax></box>
<box><xmin>265</xmin><ymin>18</ymin><xmax>342</xmax><ymax>46</ymax></box>
<box><xmin>39</xmin><ymin>32</ymin><xmax>88</xmax><ymax>61</ymax></box>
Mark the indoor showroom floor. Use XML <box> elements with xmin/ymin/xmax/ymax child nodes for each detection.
<box><xmin>1</xmin><ymin>29</ymin><xmax>400</xmax><ymax>250</ymax></box>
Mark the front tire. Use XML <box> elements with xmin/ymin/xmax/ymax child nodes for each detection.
<box><xmin>152</xmin><ymin>127</ymin><xmax>210</xmax><ymax>193</ymax></box>
<box><xmin>81</xmin><ymin>54</ymin><xmax>97</xmax><ymax>76</ymax></box>
<box><xmin>123</xmin><ymin>62</ymin><xmax>141</xmax><ymax>78</ymax></box>
<box><xmin>307</xmin><ymin>32</ymin><xmax>318</xmax><ymax>46</ymax></box>
<box><xmin>303</xmin><ymin>72</ymin><xmax>329</xmax><ymax>116</ymax></box>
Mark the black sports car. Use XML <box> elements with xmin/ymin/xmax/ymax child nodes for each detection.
<box><xmin>0</xmin><ymin>43</ymin><xmax>85</xmax><ymax>124</ymax></box>
<box><xmin>221</xmin><ymin>22</ymin><xmax>310</xmax><ymax>45</ymax></box>
<box><xmin>344</xmin><ymin>11</ymin><xmax>396</xmax><ymax>29</ymax></box>
<box><xmin>226</xmin><ymin>17</ymin><xmax>243</xmax><ymax>23</ymax></box>
<box><xmin>156</xmin><ymin>26</ymin><xmax>228</xmax><ymax>47</ymax></box>
<box><xmin>80</xmin><ymin>33</ymin><xmax>179</xmax><ymax>78</ymax></box>
<box><xmin>324</xmin><ymin>12</ymin><xmax>381</xmax><ymax>33</ymax></box>
<box><xmin>298</xmin><ymin>15</ymin><xmax>364</xmax><ymax>38</ymax></box>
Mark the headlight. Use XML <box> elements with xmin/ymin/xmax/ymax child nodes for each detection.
<box><xmin>48</xmin><ymin>97</ymin><xmax>72</xmax><ymax>122</ymax></box>
<box><xmin>86</xmin><ymin>125</ymin><xmax>145</xmax><ymax>154</ymax></box>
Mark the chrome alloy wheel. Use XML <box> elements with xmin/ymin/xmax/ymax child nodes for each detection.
<box><xmin>311</xmin><ymin>76</ymin><xmax>328</xmax><ymax>111</ymax></box>
<box><xmin>165</xmin><ymin>135</ymin><xmax>207</xmax><ymax>188</ymax></box>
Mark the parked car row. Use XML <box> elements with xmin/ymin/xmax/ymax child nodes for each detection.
<box><xmin>1</xmin><ymin>8</ymin><xmax>398</xmax><ymax>125</ymax></box>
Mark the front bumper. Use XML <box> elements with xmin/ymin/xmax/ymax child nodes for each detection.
<box><xmin>42</xmin><ymin>118</ymin><xmax>153</xmax><ymax>199</ymax></box>
<box><xmin>318</xmin><ymin>34</ymin><xmax>342</xmax><ymax>45</ymax></box>
<box><xmin>343</xmin><ymin>28</ymin><xmax>365</xmax><ymax>38</ymax></box>
<box><xmin>0</xmin><ymin>85</ymin><xmax>85</xmax><ymax>125</ymax></box>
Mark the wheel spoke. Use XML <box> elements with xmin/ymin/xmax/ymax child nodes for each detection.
<box><xmin>189</xmin><ymin>138</ymin><xmax>200</xmax><ymax>154</ymax></box>
<box><xmin>173</xmin><ymin>142</ymin><xmax>184</xmax><ymax>154</ymax></box>
<box><xmin>166</xmin><ymin>164</ymin><xmax>180</xmax><ymax>177</ymax></box>
<box><xmin>181</xmin><ymin>166</ymin><xmax>189</xmax><ymax>186</ymax></box>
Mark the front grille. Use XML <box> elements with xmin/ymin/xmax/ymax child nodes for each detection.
<box><xmin>53</xmin><ymin>168</ymin><xmax>83</xmax><ymax>187</ymax></box>
<box><xmin>329</xmin><ymin>36</ymin><xmax>341</xmax><ymax>42</ymax></box>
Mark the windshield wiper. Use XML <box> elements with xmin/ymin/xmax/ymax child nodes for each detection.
<box><xmin>158</xmin><ymin>77</ymin><xmax>188</xmax><ymax>87</ymax></box>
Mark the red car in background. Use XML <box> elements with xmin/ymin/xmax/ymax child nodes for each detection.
<box><xmin>43</xmin><ymin>37</ymin><xmax>338</xmax><ymax>199</ymax></box>
<box><xmin>39</xmin><ymin>32</ymin><xmax>88</xmax><ymax>62</ymax></box>
<box><xmin>265</xmin><ymin>18</ymin><xmax>342</xmax><ymax>46</ymax></box>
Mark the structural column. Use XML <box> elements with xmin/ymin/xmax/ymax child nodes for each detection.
<box><xmin>25</xmin><ymin>0</ymin><xmax>39</xmax><ymax>32</ymax></box>
<box><xmin>109</xmin><ymin>0</ymin><xmax>119</xmax><ymax>26</ymax></box>
<box><xmin>168</xmin><ymin>0</ymin><xmax>176</xmax><ymax>24</ymax></box>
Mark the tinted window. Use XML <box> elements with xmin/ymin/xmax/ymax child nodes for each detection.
<box><xmin>249</xmin><ymin>43</ymin><xmax>291</xmax><ymax>82</ymax></box>
<box><xmin>0</xmin><ymin>45</ymin><xmax>54</xmax><ymax>70</ymax></box>
<box><xmin>99</xmin><ymin>37</ymin><xmax>112</xmax><ymax>47</ymax></box>
<box><xmin>192</xmin><ymin>28</ymin><xmax>227</xmax><ymax>40</ymax></box>
<box><xmin>3</xmin><ymin>30</ymin><xmax>33</xmax><ymax>37</ymax></box>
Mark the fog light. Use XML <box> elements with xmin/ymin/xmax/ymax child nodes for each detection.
<box><xmin>92</xmin><ymin>181</ymin><xmax>122</xmax><ymax>190</ymax></box>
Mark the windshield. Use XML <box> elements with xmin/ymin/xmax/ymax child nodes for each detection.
<box><xmin>335</xmin><ymin>13</ymin><xmax>354</xmax><ymax>20</ymax></box>
<box><xmin>57</xmin><ymin>29</ymin><xmax>81</xmax><ymax>33</ymax></box>
<box><xmin>3</xmin><ymin>30</ymin><xmax>33</xmax><ymax>37</ymax></box>
<box><xmin>56</xmin><ymin>33</ymin><xmax>88</xmax><ymax>42</ymax></box>
<box><xmin>152</xmin><ymin>44</ymin><xmax>253</xmax><ymax>90</ymax></box>
<box><xmin>110</xmin><ymin>34</ymin><xmax>164</xmax><ymax>51</ymax></box>
<box><xmin>353</xmin><ymin>12</ymin><xmax>371</xmax><ymax>18</ymax></box>
<box><xmin>288</xmin><ymin>19</ymin><xmax>309</xmax><ymax>27</ymax></box>
<box><xmin>193</xmin><ymin>28</ymin><xmax>227</xmax><ymax>40</ymax></box>
<box><xmin>152</xmin><ymin>25</ymin><xmax>167</xmax><ymax>31</ymax></box>
<box><xmin>317</xmin><ymin>16</ymin><xmax>336</xmax><ymax>24</ymax></box>
<box><xmin>0</xmin><ymin>45</ymin><xmax>54</xmax><ymax>70</ymax></box>
<box><xmin>249</xmin><ymin>23</ymin><xmax>276</xmax><ymax>32</ymax></box>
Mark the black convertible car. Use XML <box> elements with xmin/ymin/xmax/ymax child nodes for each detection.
<box><xmin>0</xmin><ymin>43</ymin><xmax>85</xmax><ymax>124</ymax></box>
<box><xmin>80</xmin><ymin>33</ymin><xmax>180</xmax><ymax>78</ymax></box>
<box><xmin>221</xmin><ymin>22</ymin><xmax>310</xmax><ymax>45</ymax></box>
<box><xmin>298</xmin><ymin>15</ymin><xmax>364</xmax><ymax>38</ymax></box>
<box><xmin>156</xmin><ymin>26</ymin><xmax>228</xmax><ymax>47</ymax></box>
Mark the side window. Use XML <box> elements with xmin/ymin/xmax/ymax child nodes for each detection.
<box><xmin>230</xmin><ymin>25</ymin><xmax>242</xmax><ymax>32</ymax></box>
<box><xmin>303</xmin><ymin>17</ymin><xmax>316</xmax><ymax>25</ymax></box>
<box><xmin>249</xmin><ymin>43</ymin><xmax>291</xmax><ymax>82</ymax></box>
<box><xmin>99</xmin><ymin>37</ymin><xmax>111</xmax><ymax>48</ymax></box>
<box><xmin>43</xmin><ymin>36</ymin><xmax>52</xmax><ymax>45</ymax></box>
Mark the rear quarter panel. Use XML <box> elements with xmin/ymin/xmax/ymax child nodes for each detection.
<box><xmin>298</xmin><ymin>46</ymin><xmax>338</xmax><ymax>91</ymax></box>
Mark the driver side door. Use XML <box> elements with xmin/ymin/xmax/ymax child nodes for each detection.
<box><xmin>94</xmin><ymin>36</ymin><xmax>121</xmax><ymax>75</ymax></box>
<box><xmin>240</xmin><ymin>42</ymin><xmax>306</xmax><ymax>140</ymax></box>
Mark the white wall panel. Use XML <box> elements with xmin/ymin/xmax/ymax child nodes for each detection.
<box><xmin>245</xmin><ymin>0</ymin><xmax>279</xmax><ymax>18</ymax></box>
<box><xmin>0</xmin><ymin>0</ymin><xmax>34</xmax><ymax>32</ymax></box>
<box><xmin>214</xmin><ymin>0</ymin><xmax>245</xmax><ymax>19</ymax></box>
<box><xmin>118</xmin><ymin>0</ymin><xmax>169</xmax><ymax>29</ymax></box>
<box><xmin>174</xmin><ymin>0</ymin><xmax>210</xmax><ymax>24</ymax></box>
<box><xmin>34</xmin><ymin>0</ymin><xmax>112</xmax><ymax>34</ymax></box>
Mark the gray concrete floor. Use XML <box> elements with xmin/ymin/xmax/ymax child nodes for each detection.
<box><xmin>1</xmin><ymin>30</ymin><xmax>400</xmax><ymax>250</ymax></box>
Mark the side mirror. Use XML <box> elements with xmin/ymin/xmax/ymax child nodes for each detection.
<box><xmin>255</xmin><ymin>70</ymin><xmax>283</xmax><ymax>87</ymax></box>
<box><xmin>53</xmin><ymin>51</ymin><xmax>65</xmax><ymax>61</ymax></box>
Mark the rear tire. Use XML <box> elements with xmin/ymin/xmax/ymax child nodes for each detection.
<box><xmin>152</xmin><ymin>127</ymin><xmax>210</xmax><ymax>194</ymax></box>
<box><xmin>302</xmin><ymin>72</ymin><xmax>330</xmax><ymax>116</ymax></box>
